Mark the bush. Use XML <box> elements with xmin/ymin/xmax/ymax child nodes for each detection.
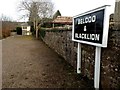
<box><xmin>16</xmin><ymin>27</ymin><xmax>22</xmax><ymax>35</ymax></box>
<box><xmin>11</xmin><ymin>29</ymin><xmax>16</xmax><ymax>32</ymax></box>
<box><xmin>2</xmin><ymin>21</ymin><xmax>11</xmax><ymax>38</ymax></box>
<box><xmin>2</xmin><ymin>29</ymin><xmax>11</xmax><ymax>38</ymax></box>
<box><xmin>39</xmin><ymin>29</ymin><xmax>46</xmax><ymax>39</ymax></box>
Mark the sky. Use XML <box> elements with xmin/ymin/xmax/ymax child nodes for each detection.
<box><xmin>0</xmin><ymin>0</ymin><xmax>115</xmax><ymax>22</ymax></box>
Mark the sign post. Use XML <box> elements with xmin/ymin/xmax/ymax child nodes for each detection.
<box><xmin>94</xmin><ymin>47</ymin><xmax>101</xmax><ymax>89</ymax></box>
<box><xmin>72</xmin><ymin>5</ymin><xmax>111</xmax><ymax>89</ymax></box>
<box><xmin>77</xmin><ymin>43</ymin><xmax>81</xmax><ymax>74</ymax></box>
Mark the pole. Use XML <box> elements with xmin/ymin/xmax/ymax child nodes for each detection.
<box><xmin>0</xmin><ymin>40</ymin><xmax>2</xmax><ymax>89</ymax></box>
<box><xmin>77</xmin><ymin>43</ymin><xmax>82</xmax><ymax>74</ymax></box>
<box><xmin>94</xmin><ymin>47</ymin><xmax>101</xmax><ymax>89</ymax></box>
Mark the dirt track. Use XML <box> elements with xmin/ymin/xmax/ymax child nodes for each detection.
<box><xmin>2</xmin><ymin>35</ymin><xmax>92</xmax><ymax>88</ymax></box>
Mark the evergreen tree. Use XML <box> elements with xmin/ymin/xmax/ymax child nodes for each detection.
<box><xmin>53</xmin><ymin>10</ymin><xmax>61</xmax><ymax>19</ymax></box>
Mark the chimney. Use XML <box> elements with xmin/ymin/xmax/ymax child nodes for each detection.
<box><xmin>116</xmin><ymin>0</ymin><xmax>120</xmax><ymax>2</ymax></box>
<box><xmin>114</xmin><ymin>0</ymin><xmax>120</xmax><ymax>30</ymax></box>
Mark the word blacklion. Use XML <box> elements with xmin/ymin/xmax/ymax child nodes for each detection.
<box><xmin>75</xmin><ymin>33</ymin><xmax>100</xmax><ymax>41</ymax></box>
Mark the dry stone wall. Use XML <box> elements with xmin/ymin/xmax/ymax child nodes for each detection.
<box><xmin>39</xmin><ymin>28</ymin><xmax>120</xmax><ymax>89</ymax></box>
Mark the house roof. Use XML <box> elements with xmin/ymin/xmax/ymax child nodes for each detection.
<box><xmin>21</xmin><ymin>23</ymin><xmax>30</xmax><ymax>26</ymax></box>
<box><xmin>52</xmin><ymin>16</ymin><xmax>72</xmax><ymax>24</ymax></box>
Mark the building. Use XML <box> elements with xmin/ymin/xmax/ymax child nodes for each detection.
<box><xmin>52</xmin><ymin>16</ymin><xmax>72</xmax><ymax>28</ymax></box>
<box><xmin>21</xmin><ymin>23</ymin><xmax>31</xmax><ymax>35</ymax></box>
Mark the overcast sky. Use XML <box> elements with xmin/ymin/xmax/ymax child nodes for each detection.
<box><xmin>0</xmin><ymin>0</ymin><xmax>115</xmax><ymax>22</ymax></box>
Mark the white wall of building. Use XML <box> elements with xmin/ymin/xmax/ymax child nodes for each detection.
<box><xmin>21</xmin><ymin>26</ymin><xmax>31</xmax><ymax>35</ymax></box>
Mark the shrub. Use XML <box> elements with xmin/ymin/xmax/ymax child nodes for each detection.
<box><xmin>2</xmin><ymin>29</ymin><xmax>11</xmax><ymax>38</ymax></box>
<box><xmin>11</xmin><ymin>29</ymin><xmax>16</xmax><ymax>32</ymax></box>
<box><xmin>39</xmin><ymin>29</ymin><xmax>46</xmax><ymax>39</ymax></box>
<box><xmin>2</xmin><ymin>22</ymin><xmax>11</xmax><ymax>38</ymax></box>
<box><xmin>16</xmin><ymin>27</ymin><xmax>22</xmax><ymax>35</ymax></box>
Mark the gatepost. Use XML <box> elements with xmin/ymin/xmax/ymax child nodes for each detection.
<box><xmin>72</xmin><ymin>5</ymin><xmax>112</xmax><ymax>89</ymax></box>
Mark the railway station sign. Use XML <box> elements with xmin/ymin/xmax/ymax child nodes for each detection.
<box><xmin>72</xmin><ymin>5</ymin><xmax>111</xmax><ymax>47</ymax></box>
<box><xmin>72</xmin><ymin>5</ymin><xmax>112</xmax><ymax>89</ymax></box>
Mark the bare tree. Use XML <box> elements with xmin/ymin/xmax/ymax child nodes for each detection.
<box><xmin>18</xmin><ymin>0</ymin><xmax>54</xmax><ymax>26</ymax></box>
<box><xmin>18</xmin><ymin>0</ymin><xmax>54</xmax><ymax>38</ymax></box>
<box><xmin>0</xmin><ymin>14</ymin><xmax>12</xmax><ymax>21</ymax></box>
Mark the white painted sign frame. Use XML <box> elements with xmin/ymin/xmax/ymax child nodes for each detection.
<box><xmin>72</xmin><ymin>5</ymin><xmax>111</xmax><ymax>47</ymax></box>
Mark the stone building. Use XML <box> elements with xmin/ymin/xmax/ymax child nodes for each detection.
<box><xmin>114</xmin><ymin>0</ymin><xmax>120</xmax><ymax>30</ymax></box>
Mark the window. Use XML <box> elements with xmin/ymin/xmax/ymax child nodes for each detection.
<box><xmin>23</xmin><ymin>26</ymin><xmax>27</xmax><ymax>29</ymax></box>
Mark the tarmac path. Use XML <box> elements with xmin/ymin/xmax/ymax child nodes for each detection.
<box><xmin>2</xmin><ymin>35</ymin><xmax>92</xmax><ymax>88</ymax></box>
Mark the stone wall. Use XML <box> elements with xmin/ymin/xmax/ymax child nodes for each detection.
<box><xmin>39</xmin><ymin>28</ymin><xmax>120</xmax><ymax>89</ymax></box>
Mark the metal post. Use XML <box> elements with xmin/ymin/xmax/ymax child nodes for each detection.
<box><xmin>94</xmin><ymin>47</ymin><xmax>101</xmax><ymax>89</ymax></box>
<box><xmin>77</xmin><ymin>43</ymin><xmax>82</xmax><ymax>74</ymax></box>
<box><xmin>0</xmin><ymin>40</ymin><xmax>2</xmax><ymax>89</ymax></box>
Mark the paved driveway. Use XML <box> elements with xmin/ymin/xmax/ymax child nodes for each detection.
<box><xmin>2</xmin><ymin>35</ymin><xmax>92</xmax><ymax>88</ymax></box>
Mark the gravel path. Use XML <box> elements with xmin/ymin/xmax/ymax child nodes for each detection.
<box><xmin>2</xmin><ymin>35</ymin><xmax>92</xmax><ymax>88</ymax></box>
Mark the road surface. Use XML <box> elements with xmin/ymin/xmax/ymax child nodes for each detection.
<box><xmin>2</xmin><ymin>35</ymin><xmax>92</xmax><ymax>88</ymax></box>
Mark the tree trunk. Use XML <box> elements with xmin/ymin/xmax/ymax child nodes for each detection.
<box><xmin>36</xmin><ymin>27</ymin><xmax>38</xmax><ymax>39</ymax></box>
